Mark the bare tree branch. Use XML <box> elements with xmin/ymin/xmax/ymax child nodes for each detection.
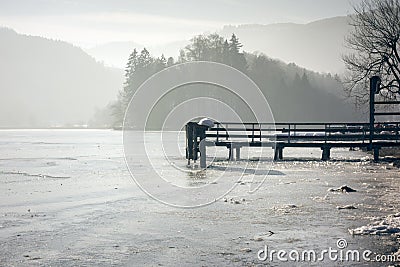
<box><xmin>343</xmin><ymin>0</ymin><xmax>400</xmax><ymax>106</ymax></box>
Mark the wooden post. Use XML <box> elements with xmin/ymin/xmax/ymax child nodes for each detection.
<box><xmin>251</xmin><ymin>124</ymin><xmax>254</xmax><ymax>143</ymax></box>
<box><xmin>373</xmin><ymin>146</ymin><xmax>380</xmax><ymax>162</ymax></box>
<box><xmin>197</xmin><ymin>124</ymin><xmax>208</xmax><ymax>167</ymax></box>
<box><xmin>369</xmin><ymin>76</ymin><xmax>381</xmax><ymax>150</ymax></box>
<box><xmin>228</xmin><ymin>145</ymin><xmax>234</xmax><ymax>161</ymax></box>
<box><xmin>321</xmin><ymin>147</ymin><xmax>331</xmax><ymax>161</ymax></box>
<box><xmin>193</xmin><ymin>126</ymin><xmax>198</xmax><ymax>162</ymax></box>
<box><xmin>185</xmin><ymin>122</ymin><xmax>194</xmax><ymax>164</ymax></box>
<box><xmin>321</xmin><ymin>149</ymin><xmax>327</xmax><ymax>161</ymax></box>
<box><xmin>278</xmin><ymin>147</ymin><xmax>283</xmax><ymax>160</ymax></box>
<box><xmin>235</xmin><ymin>146</ymin><xmax>241</xmax><ymax>161</ymax></box>
<box><xmin>273</xmin><ymin>144</ymin><xmax>283</xmax><ymax>161</ymax></box>
<box><xmin>199</xmin><ymin>140</ymin><xmax>206</xmax><ymax>168</ymax></box>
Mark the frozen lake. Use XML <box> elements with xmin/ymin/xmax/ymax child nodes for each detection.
<box><xmin>0</xmin><ymin>129</ymin><xmax>399</xmax><ymax>266</ymax></box>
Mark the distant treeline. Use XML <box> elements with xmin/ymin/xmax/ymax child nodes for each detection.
<box><xmin>100</xmin><ymin>33</ymin><xmax>360</xmax><ymax>128</ymax></box>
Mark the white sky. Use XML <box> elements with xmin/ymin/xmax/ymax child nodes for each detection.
<box><xmin>0</xmin><ymin>0</ymin><xmax>361</xmax><ymax>47</ymax></box>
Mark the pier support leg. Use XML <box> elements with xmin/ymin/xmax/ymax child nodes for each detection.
<box><xmin>373</xmin><ymin>147</ymin><xmax>380</xmax><ymax>162</ymax></box>
<box><xmin>199</xmin><ymin>140</ymin><xmax>206</xmax><ymax>169</ymax></box>
<box><xmin>274</xmin><ymin>145</ymin><xmax>283</xmax><ymax>161</ymax></box>
<box><xmin>235</xmin><ymin>147</ymin><xmax>241</xmax><ymax>161</ymax></box>
<box><xmin>228</xmin><ymin>147</ymin><xmax>234</xmax><ymax>161</ymax></box>
<box><xmin>321</xmin><ymin>147</ymin><xmax>331</xmax><ymax>161</ymax></box>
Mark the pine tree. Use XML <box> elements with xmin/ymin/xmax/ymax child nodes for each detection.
<box><xmin>228</xmin><ymin>34</ymin><xmax>247</xmax><ymax>72</ymax></box>
<box><xmin>160</xmin><ymin>54</ymin><xmax>167</xmax><ymax>65</ymax></box>
<box><xmin>124</xmin><ymin>49</ymin><xmax>138</xmax><ymax>79</ymax></box>
<box><xmin>167</xmin><ymin>57</ymin><xmax>174</xmax><ymax>66</ymax></box>
<box><xmin>154</xmin><ymin>54</ymin><xmax>167</xmax><ymax>72</ymax></box>
<box><xmin>229</xmin><ymin>34</ymin><xmax>242</xmax><ymax>53</ymax></box>
<box><xmin>113</xmin><ymin>48</ymin><xmax>159</xmax><ymax>126</ymax></box>
<box><xmin>137</xmin><ymin>48</ymin><xmax>153</xmax><ymax>68</ymax></box>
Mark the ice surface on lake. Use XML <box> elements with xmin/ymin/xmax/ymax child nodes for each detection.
<box><xmin>0</xmin><ymin>129</ymin><xmax>399</xmax><ymax>266</ymax></box>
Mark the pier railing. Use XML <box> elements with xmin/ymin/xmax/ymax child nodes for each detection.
<box><xmin>207</xmin><ymin>122</ymin><xmax>400</xmax><ymax>144</ymax></box>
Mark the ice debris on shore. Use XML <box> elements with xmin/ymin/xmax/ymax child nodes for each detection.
<box><xmin>349</xmin><ymin>212</ymin><xmax>400</xmax><ymax>235</ymax></box>
<box><xmin>253</xmin><ymin>231</ymin><xmax>275</xmax><ymax>241</ymax></box>
<box><xmin>337</xmin><ymin>205</ymin><xmax>357</xmax><ymax>210</ymax></box>
<box><xmin>272</xmin><ymin>204</ymin><xmax>299</xmax><ymax>214</ymax></box>
<box><xmin>222</xmin><ymin>197</ymin><xmax>245</xmax><ymax>204</ymax></box>
<box><xmin>328</xmin><ymin>185</ymin><xmax>357</xmax><ymax>193</ymax></box>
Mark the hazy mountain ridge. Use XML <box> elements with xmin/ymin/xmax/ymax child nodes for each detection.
<box><xmin>0</xmin><ymin>27</ymin><xmax>124</xmax><ymax>127</ymax></box>
<box><xmin>220</xmin><ymin>16</ymin><xmax>352</xmax><ymax>73</ymax></box>
<box><xmin>84</xmin><ymin>16</ymin><xmax>352</xmax><ymax>74</ymax></box>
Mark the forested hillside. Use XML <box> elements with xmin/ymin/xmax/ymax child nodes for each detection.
<box><xmin>107</xmin><ymin>33</ymin><xmax>360</xmax><ymax>129</ymax></box>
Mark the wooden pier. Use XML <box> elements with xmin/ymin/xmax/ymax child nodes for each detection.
<box><xmin>185</xmin><ymin>76</ymin><xmax>400</xmax><ymax>168</ymax></box>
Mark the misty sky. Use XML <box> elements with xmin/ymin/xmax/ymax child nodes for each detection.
<box><xmin>0</xmin><ymin>0</ymin><xmax>361</xmax><ymax>47</ymax></box>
